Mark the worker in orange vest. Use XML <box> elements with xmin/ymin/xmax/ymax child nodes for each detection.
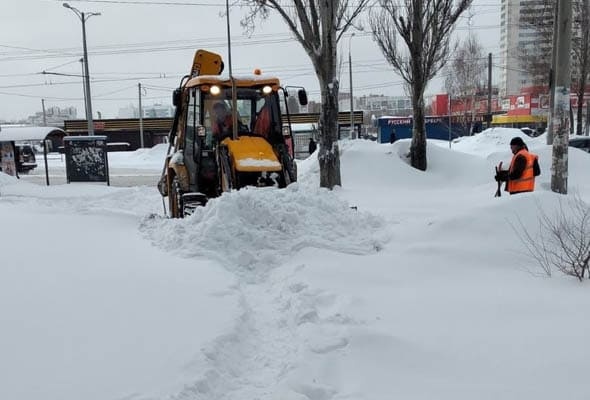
<box><xmin>495</xmin><ymin>136</ymin><xmax>541</xmax><ymax>195</ymax></box>
<box><xmin>212</xmin><ymin>101</ymin><xmax>234</xmax><ymax>140</ymax></box>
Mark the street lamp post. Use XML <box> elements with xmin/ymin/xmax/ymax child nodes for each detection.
<box><xmin>63</xmin><ymin>2</ymin><xmax>100</xmax><ymax>136</ymax></box>
<box><xmin>348</xmin><ymin>33</ymin><xmax>355</xmax><ymax>139</ymax></box>
<box><xmin>80</xmin><ymin>58</ymin><xmax>88</xmax><ymax>120</ymax></box>
<box><xmin>225</xmin><ymin>0</ymin><xmax>238</xmax><ymax>141</ymax></box>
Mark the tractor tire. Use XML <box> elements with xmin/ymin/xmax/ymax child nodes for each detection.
<box><xmin>170</xmin><ymin>175</ymin><xmax>183</xmax><ymax>218</ymax></box>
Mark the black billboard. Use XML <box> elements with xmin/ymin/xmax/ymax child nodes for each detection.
<box><xmin>64</xmin><ymin>136</ymin><xmax>110</xmax><ymax>185</ymax></box>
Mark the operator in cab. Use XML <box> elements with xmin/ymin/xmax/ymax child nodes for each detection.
<box><xmin>211</xmin><ymin>101</ymin><xmax>233</xmax><ymax>139</ymax></box>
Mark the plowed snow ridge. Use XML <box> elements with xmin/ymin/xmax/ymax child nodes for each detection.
<box><xmin>141</xmin><ymin>183</ymin><xmax>387</xmax><ymax>279</ymax></box>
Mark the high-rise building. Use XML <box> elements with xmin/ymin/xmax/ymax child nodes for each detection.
<box><xmin>499</xmin><ymin>0</ymin><xmax>546</xmax><ymax>95</ymax></box>
<box><xmin>500</xmin><ymin>0</ymin><xmax>585</xmax><ymax>96</ymax></box>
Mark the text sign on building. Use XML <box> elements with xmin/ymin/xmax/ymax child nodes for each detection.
<box><xmin>63</xmin><ymin>136</ymin><xmax>110</xmax><ymax>185</ymax></box>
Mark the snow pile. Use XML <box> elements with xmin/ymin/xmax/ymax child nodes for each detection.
<box><xmin>105</xmin><ymin>143</ymin><xmax>168</xmax><ymax>169</ymax></box>
<box><xmin>450</xmin><ymin>127</ymin><xmax>544</xmax><ymax>157</ymax></box>
<box><xmin>142</xmin><ymin>183</ymin><xmax>387</xmax><ymax>279</ymax></box>
<box><xmin>0</xmin><ymin>171</ymin><xmax>17</xmax><ymax>187</ymax></box>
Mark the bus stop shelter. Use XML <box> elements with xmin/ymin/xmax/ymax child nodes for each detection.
<box><xmin>0</xmin><ymin>126</ymin><xmax>68</xmax><ymax>185</ymax></box>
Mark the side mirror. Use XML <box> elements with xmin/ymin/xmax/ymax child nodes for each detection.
<box><xmin>298</xmin><ymin>89</ymin><xmax>308</xmax><ymax>106</ymax></box>
<box><xmin>172</xmin><ymin>88</ymin><xmax>181</xmax><ymax>107</ymax></box>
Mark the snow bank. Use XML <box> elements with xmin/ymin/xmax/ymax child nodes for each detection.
<box><xmin>141</xmin><ymin>183</ymin><xmax>387</xmax><ymax>280</ymax></box>
<box><xmin>100</xmin><ymin>143</ymin><xmax>168</xmax><ymax>169</ymax></box>
<box><xmin>450</xmin><ymin>127</ymin><xmax>544</xmax><ymax>157</ymax></box>
<box><xmin>0</xmin><ymin>171</ymin><xmax>18</xmax><ymax>187</ymax></box>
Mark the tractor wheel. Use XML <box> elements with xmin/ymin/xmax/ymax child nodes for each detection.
<box><xmin>279</xmin><ymin>147</ymin><xmax>297</xmax><ymax>187</ymax></box>
<box><xmin>170</xmin><ymin>175</ymin><xmax>183</xmax><ymax>218</ymax></box>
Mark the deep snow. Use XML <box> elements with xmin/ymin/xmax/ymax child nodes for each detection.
<box><xmin>1</xmin><ymin>127</ymin><xmax>589</xmax><ymax>400</ymax></box>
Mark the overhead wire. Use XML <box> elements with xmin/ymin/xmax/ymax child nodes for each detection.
<box><xmin>54</xmin><ymin>0</ymin><xmax>502</xmax><ymax>8</ymax></box>
<box><xmin>2</xmin><ymin>1</ymin><xmax>507</xmax><ymax>107</ymax></box>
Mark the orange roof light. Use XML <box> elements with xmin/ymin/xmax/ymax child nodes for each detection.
<box><xmin>253</xmin><ymin>68</ymin><xmax>262</xmax><ymax>75</ymax></box>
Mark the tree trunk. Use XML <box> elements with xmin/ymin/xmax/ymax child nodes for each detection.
<box><xmin>577</xmin><ymin>82</ymin><xmax>585</xmax><ymax>135</ymax></box>
<box><xmin>409</xmin><ymin>3</ymin><xmax>426</xmax><ymax>172</ymax></box>
<box><xmin>318</xmin><ymin>78</ymin><xmax>342</xmax><ymax>188</ymax></box>
<box><xmin>411</xmin><ymin>90</ymin><xmax>427</xmax><ymax>171</ymax></box>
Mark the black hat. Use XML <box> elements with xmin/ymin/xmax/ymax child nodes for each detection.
<box><xmin>510</xmin><ymin>137</ymin><xmax>525</xmax><ymax>146</ymax></box>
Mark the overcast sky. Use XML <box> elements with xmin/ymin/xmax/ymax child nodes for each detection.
<box><xmin>0</xmin><ymin>0</ymin><xmax>500</xmax><ymax>121</ymax></box>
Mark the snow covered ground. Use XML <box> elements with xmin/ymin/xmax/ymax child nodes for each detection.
<box><xmin>17</xmin><ymin>145</ymin><xmax>166</xmax><ymax>187</ymax></box>
<box><xmin>1</xmin><ymin>128</ymin><xmax>589</xmax><ymax>400</ymax></box>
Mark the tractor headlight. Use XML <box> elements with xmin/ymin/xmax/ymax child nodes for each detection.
<box><xmin>210</xmin><ymin>85</ymin><xmax>221</xmax><ymax>95</ymax></box>
<box><xmin>282</xmin><ymin>125</ymin><xmax>290</xmax><ymax>136</ymax></box>
<box><xmin>262</xmin><ymin>85</ymin><xmax>272</xmax><ymax>95</ymax></box>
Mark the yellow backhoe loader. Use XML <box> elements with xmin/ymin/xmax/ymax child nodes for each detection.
<box><xmin>157</xmin><ymin>49</ymin><xmax>308</xmax><ymax>217</ymax></box>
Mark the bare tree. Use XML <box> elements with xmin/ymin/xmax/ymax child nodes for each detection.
<box><xmin>241</xmin><ymin>0</ymin><xmax>369</xmax><ymax>189</ymax></box>
<box><xmin>514</xmin><ymin>194</ymin><xmax>590</xmax><ymax>281</ymax></box>
<box><xmin>370</xmin><ymin>0</ymin><xmax>472</xmax><ymax>171</ymax></box>
<box><xmin>444</xmin><ymin>35</ymin><xmax>486</xmax><ymax>135</ymax></box>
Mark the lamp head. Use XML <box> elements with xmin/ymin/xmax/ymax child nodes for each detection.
<box><xmin>63</xmin><ymin>2</ymin><xmax>71</xmax><ymax>8</ymax></box>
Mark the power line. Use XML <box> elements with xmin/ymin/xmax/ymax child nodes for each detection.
<box><xmin>0</xmin><ymin>74</ymin><xmax>183</xmax><ymax>89</ymax></box>
<box><xmin>55</xmin><ymin>0</ymin><xmax>225</xmax><ymax>6</ymax></box>
<box><xmin>55</xmin><ymin>0</ymin><xmax>502</xmax><ymax>7</ymax></box>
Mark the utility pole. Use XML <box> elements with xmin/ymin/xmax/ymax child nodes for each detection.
<box><xmin>547</xmin><ymin>1</ymin><xmax>559</xmax><ymax>145</ymax></box>
<box><xmin>138</xmin><ymin>83</ymin><xmax>144</xmax><ymax>148</ymax></box>
<box><xmin>80</xmin><ymin>58</ymin><xmax>88</xmax><ymax>120</ymax></box>
<box><xmin>41</xmin><ymin>99</ymin><xmax>47</xmax><ymax>126</ymax></box>
<box><xmin>551</xmin><ymin>0</ymin><xmax>571</xmax><ymax>194</ymax></box>
<box><xmin>448</xmin><ymin>93</ymin><xmax>452</xmax><ymax>148</ymax></box>
<box><xmin>487</xmin><ymin>53</ymin><xmax>492</xmax><ymax>129</ymax></box>
<box><xmin>63</xmin><ymin>3</ymin><xmax>100</xmax><ymax>136</ymax></box>
<box><xmin>349</xmin><ymin>33</ymin><xmax>355</xmax><ymax>139</ymax></box>
<box><xmin>225</xmin><ymin>0</ymin><xmax>238</xmax><ymax>141</ymax></box>
<box><xmin>81</xmin><ymin>11</ymin><xmax>94</xmax><ymax>135</ymax></box>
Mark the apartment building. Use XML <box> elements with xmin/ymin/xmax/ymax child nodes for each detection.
<box><xmin>499</xmin><ymin>0</ymin><xmax>553</xmax><ymax>95</ymax></box>
<box><xmin>500</xmin><ymin>0</ymin><xmax>589</xmax><ymax>97</ymax></box>
<box><xmin>27</xmin><ymin>106</ymin><xmax>77</xmax><ymax>126</ymax></box>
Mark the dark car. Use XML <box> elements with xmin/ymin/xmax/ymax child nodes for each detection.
<box><xmin>521</xmin><ymin>127</ymin><xmax>544</xmax><ymax>137</ymax></box>
<box><xmin>569</xmin><ymin>136</ymin><xmax>590</xmax><ymax>153</ymax></box>
<box><xmin>15</xmin><ymin>143</ymin><xmax>37</xmax><ymax>173</ymax></box>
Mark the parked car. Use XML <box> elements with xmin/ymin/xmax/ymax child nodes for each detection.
<box><xmin>569</xmin><ymin>136</ymin><xmax>590</xmax><ymax>153</ymax></box>
<box><xmin>15</xmin><ymin>143</ymin><xmax>37</xmax><ymax>173</ymax></box>
<box><xmin>521</xmin><ymin>127</ymin><xmax>544</xmax><ymax>137</ymax></box>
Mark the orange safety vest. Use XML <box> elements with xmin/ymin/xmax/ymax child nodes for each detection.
<box><xmin>507</xmin><ymin>149</ymin><xmax>538</xmax><ymax>193</ymax></box>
